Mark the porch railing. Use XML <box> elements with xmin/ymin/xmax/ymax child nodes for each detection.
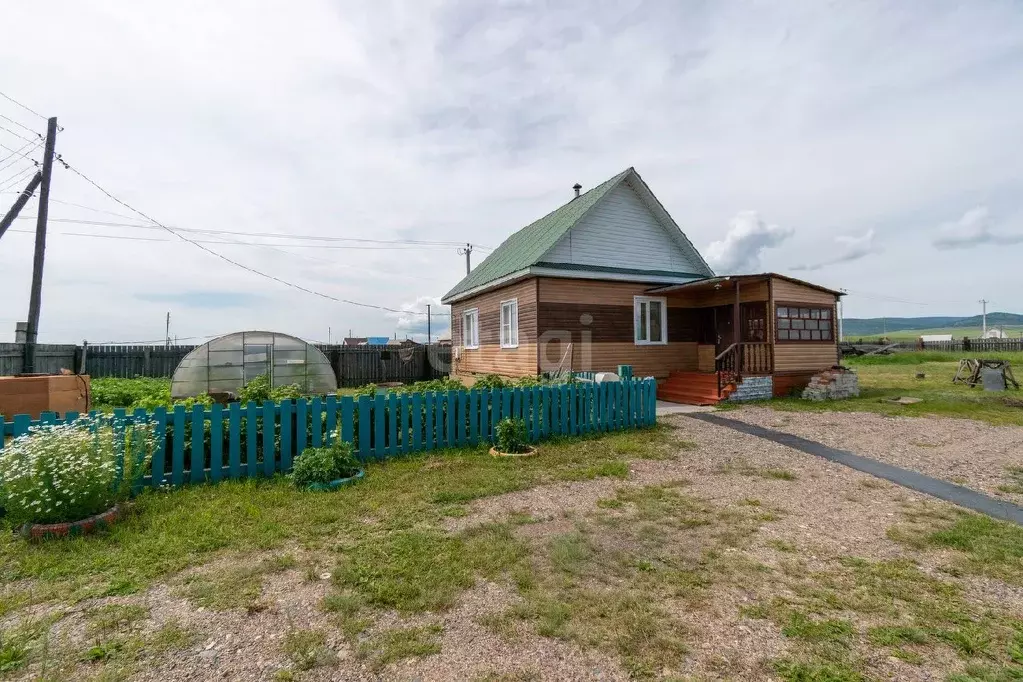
<box><xmin>715</xmin><ymin>343</ymin><xmax>739</xmax><ymax>396</ymax></box>
<box><xmin>741</xmin><ymin>342</ymin><xmax>772</xmax><ymax>375</ymax></box>
<box><xmin>715</xmin><ymin>342</ymin><xmax>773</xmax><ymax>396</ymax></box>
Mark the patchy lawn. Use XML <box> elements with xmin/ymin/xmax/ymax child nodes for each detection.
<box><xmin>2</xmin><ymin>417</ymin><xmax>1022</xmax><ymax>681</ymax></box>
<box><xmin>723</xmin><ymin>354</ymin><xmax>1023</xmax><ymax>426</ymax></box>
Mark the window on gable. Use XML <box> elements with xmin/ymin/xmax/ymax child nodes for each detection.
<box><xmin>462</xmin><ymin>308</ymin><xmax>479</xmax><ymax>349</ymax></box>
<box><xmin>634</xmin><ymin>296</ymin><xmax>667</xmax><ymax>345</ymax></box>
<box><xmin>500</xmin><ymin>299</ymin><xmax>519</xmax><ymax>348</ymax></box>
<box><xmin>776</xmin><ymin>304</ymin><xmax>834</xmax><ymax>342</ymax></box>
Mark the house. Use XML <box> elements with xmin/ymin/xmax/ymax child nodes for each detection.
<box><xmin>342</xmin><ymin>336</ymin><xmax>391</xmax><ymax>346</ymax></box>
<box><xmin>440</xmin><ymin>167</ymin><xmax>843</xmax><ymax>404</ymax></box>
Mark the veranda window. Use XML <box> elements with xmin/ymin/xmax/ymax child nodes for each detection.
<box><xmin>776</xmin><ymin>305</ymin><xmax>833</xmax><ymax>342</ymax></box>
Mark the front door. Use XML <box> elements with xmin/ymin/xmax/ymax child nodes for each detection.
<box><xmin>714</xmin><ymin>304</ymin><xmax>735</xmax><ymax>354</ymax></box>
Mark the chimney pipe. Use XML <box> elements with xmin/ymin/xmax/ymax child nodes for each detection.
<box><xmin>572</xmin><ymin>183</ymin><xmax>582</xmax><ymax>198</ymax></box>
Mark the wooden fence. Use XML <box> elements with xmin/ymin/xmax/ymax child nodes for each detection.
<box><xmin>0</xmin><ymin>343</ymin><xmax>451</xmax><ymax>384</ymax></box>
<box><xmin>0</xmin><ymin>379</ymin><xmax>658</xmax><ymax>490</ymax></box>
<box><xmin>919</xmin><ymin>339</ymin><xmax>1023</xmax><ymax>353</ymax></box>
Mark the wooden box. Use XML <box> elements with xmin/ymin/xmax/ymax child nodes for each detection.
<box><xmin>0</xmin><ymin>374</ymin><xmax>90</xmax><ymax>420</ymax></box>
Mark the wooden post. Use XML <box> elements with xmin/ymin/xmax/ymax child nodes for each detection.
<box><xmin>734</xmin><ymin>279</ymin><xmax>741</xmax><ymax>379</ymax></box>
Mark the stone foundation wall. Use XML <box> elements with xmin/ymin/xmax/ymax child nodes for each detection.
<box><xmin>727</xmin><ymin>376</ymin><xmax>774</xmax><ymax>402</ymax></box>
<box><xmin>802</xmin><ymin>368</ymin><xmax>860</xmax><ymax>401</ymax></box>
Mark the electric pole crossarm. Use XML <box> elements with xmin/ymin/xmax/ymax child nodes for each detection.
<box><xmin>0</xmin><ymin>172</ymin><xmax>42</xmax><ymax>240</ymax></box>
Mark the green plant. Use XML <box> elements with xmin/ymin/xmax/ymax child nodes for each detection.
<box><xmin>473</xmin><ymin>374</ymin><xmax>509</xmax><ymax>390</ymax></box>
<box><xmin>0</xmin><ymin>416</ymin><xmax>155</xmax><ymax>526</ymax></box>
<box><xmin>290</xmin><ymin>440</ymin><xmax>361</xmax><ymax>487</ymax></box>
<box><xmin>237</xmin><ymin>373</ymin><xmax>304</xmax><ymax>404</ymax></box>
<box><xmin>495</xmin><ymin>418</ymin><xmax>529</xmax><ymax>454</ymax></box>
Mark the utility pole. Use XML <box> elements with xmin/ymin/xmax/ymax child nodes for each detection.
<box><xmin>838</xmin><ymin>289</ymin><xmax>847</xmax><ymax>341</ymax></box>
<box><xmin>979</xmin><ymin>299</ymin><xmax>989</xmax><ymax>336</ymax></box>
<box><xmin>426</xmin><ymin>304</ymin><xmax>431</xmax><ymax>344</ymax></box>
<box><xmin>457</xmin><ymin>243</ymin><xmax>473</xmax><ymax>276</ymax></box>
<box><xmin>0</xmin><ymin>172</ymin><xmax>42</xmax><ymax>240</ymax></box>
<box><xmin>165</xmin><ymin>312</ymin><xmax>171</xmax><ymax>348</ymax></box>
<box><xmin>22</xmin><ymin>117</ymin><xmax>57</xmax><ymax>374</ymax></box>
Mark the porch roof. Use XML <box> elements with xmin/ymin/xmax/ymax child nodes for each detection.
<box><xmin>646</xmin><ymin>273</ymin><xmax>845</xmax><ymax>297</ymax></box>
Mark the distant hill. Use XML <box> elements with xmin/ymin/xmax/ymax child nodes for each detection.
<box><xmin>842</xmin><ymin>312</ymin><xmax>1023</xmax><ymax>337</ymax></box>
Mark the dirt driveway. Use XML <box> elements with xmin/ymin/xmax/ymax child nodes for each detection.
<box><xmin>6</xmin><ymin>414</ymin><xmax>1023</xmax><ymax>681</ymax></box>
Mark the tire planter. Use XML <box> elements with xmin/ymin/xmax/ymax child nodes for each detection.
<box><xmin>20</xmin><ymin>505</ymin><xmax>120</xmax><ymax>541</ymax></box>
<box><xmin>306</xmin><ymin>469</ymin><xmax>365</xmax><ymax>491</ymax></box>
<box><xmin>489</xmin><ymin>445</ymin><xmax>539</xmax><ymax>458</ymax></box>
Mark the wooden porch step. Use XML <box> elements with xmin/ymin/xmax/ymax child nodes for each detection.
<box><xmin>658</xmin><ymin>371</ymin><xmax>736</xmax><ymax>406</ymax></box>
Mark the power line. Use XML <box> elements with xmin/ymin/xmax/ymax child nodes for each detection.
<box><xmin>55</xmin><ymin>157</ymin><xmax>446</xmax><ymax>317</ymax></box>
<box><xmin>0</xmin><ymin>165</ymin><xmax>39</xmax><ymax>193</ymax></box>
<box><xmin>0</xmin><ymin>140</ymin><xmax>41</xmax><ymax>162</ymax></box>
<box><xmin>0</xmin><ymin>139</ymin><xmax>41</xmax><ymax>172</ymax></box>
<box><xmin>8</xmin><ymin>214</ymin><xmax>489</xmax><ymax>249</ymax></box>
<box><xmin>0</xmin><ymin>124</ymin><xmax>39</xmax><ymax>144</ymax></box>
<box><xmin>0</xmin><ymin>90</ymin><xmax>48</xmax><ymax>121</ymax></box>
<box><xmin>0</xmin><ymin>113</ymin><xmax>41</xmax><ymax>137</ymax></box>
<box><xmin>8</xmin><ymin>216</ymin><xmax>468</xmax><ymax>249</ymax></box>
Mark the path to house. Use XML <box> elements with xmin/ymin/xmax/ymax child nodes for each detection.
<box><xmin>688</xmin><ymin>412</ymin><xmax>1023</xmax><ymax>525</ymax></box>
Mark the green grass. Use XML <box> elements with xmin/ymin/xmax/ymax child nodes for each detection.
<box><xmin>733</xmin><ymin>355</ymin><xmax>1023</xmax><ymax>425</ymax></box>
<box><xmin>889</xmin><ymin>507</ymin><xmax>1023</xmax><ymax>585</ymax></box>
<box><xmin>772</xmin><ymin>658</ymin><xmax>866</xmax><ymax>682</ymax></box>
<box><xmin>0</xmin><ymin>428</ymin><xmax>662</xmax><ymax>607</ymax></box>
<box><xmin>333</xmin><ymin>523</ymin><xmax>528</xmax><ymax>612</ymax></box>
<box><xmin>357</xmin><ymin>625</ymin><xmax>443</xmax><ymax>670</ymax></box>
<box><xmin>860</xmin><ymin>326</ymin><xmax>1023</xmax><ymax>342</ymax></box>
<box><xmin>998</xmin><ymin>467</ymin><xmax>1023</xmax><ymax>495</ymax></box>
<box><xmin>281</xmin><ymin>628</ymin><xmax>336</xmax><ymax>670</ymax></box>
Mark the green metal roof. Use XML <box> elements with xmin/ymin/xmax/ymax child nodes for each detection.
<box><xmin>442</xmin><ymin>168</ymin><xmax>633</xmax><ymax>302</ymax></box>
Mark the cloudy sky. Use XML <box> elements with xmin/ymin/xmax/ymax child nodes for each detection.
<box><xmin>1</xmin><ymin>1</ymin><xmax>1021</xmax><ymax>345</ymax></box>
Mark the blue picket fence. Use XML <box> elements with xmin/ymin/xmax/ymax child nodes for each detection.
<box><xmin>0</xmin><ymin>379</ymin><xmax>658</xmax><ymax>490</ymax></box>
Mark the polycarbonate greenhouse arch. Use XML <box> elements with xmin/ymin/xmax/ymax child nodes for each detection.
<box><xmin>170</xmin><ymin>330</ymin><xmax>337</xmax><ymax>400</ymax></box>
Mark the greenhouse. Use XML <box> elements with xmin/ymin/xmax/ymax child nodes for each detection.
<box><xmin>170</xmin><ymin>330</ymin><xmax>337</xmax><ymax>400</ymax></box>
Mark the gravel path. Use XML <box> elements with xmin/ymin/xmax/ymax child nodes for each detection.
<box><xmin>723</xmin><ymin>407</ymin><xmax>1023</xmax><ymax>503</ymax></box>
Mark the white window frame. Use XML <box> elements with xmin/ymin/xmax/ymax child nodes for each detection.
<box><xmin>634</xmin><ymin>296</ymin><xmax>668</xmax><ymax>346</ymax></box>
<box><xmin>462</xmin><ymin>308</ymin><xmax>479</xmax><ymax>350</ymax></box>
<box><xmin>500</xmin><ymin>298</ymin><xmax>519</xmax><ymax>349</ymax></box>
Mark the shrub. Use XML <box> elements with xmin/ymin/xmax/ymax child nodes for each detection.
<box><xmin>473</xmin><ymin>374</ymin><xmax>508</xmax><ymax>390</ymax></box>
<box><xmin>495</xmin><ymin>417</ymin><xmax>529</xmax><ymax>454</ymax></box>
<box><xmin>291</xmin><ymin>440</ymin><xmax>361</xmax><ymax>488</ymax></box>
<box><xmin>0</xmin><ymin>416</ymin><xmax>156</xmax><ymax>525</ymax></box>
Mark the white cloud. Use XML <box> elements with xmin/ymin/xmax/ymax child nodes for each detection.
<box><xmin>391</xmin><ymin>296</ymin><xmax>450</xmax><ymax>342</ymax></box>
<box><xmin>791</xmin><ymin>229</ymin><xmax>880</xmax><ymax>271</ymax></box>
<box><xmin>933</xmin><ymin>206</ymin><xmax>1023</xmax><ymax>250</ymax></box>
<box><xmin>1</xmin><ymin>1</ymin><xmax>1023</xmax><ymax>336</ymax></box>
<box><xmin>704</xmin><ymin>211</ymin><xmax>794</xmax><ymax>274</ymax></box>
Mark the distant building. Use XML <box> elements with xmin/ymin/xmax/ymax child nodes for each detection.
<box><xmin>342</xmin><ymin>337</ymin><xmax>367</xmax><ymax>347</ymax></box>
<box><xmin>983</xmin><ymin>328</ymin><xmax>1006</xmax><ymax>339</ymax></box>
<box><xmin>920</xmin><ymin>334</ymin><xmax>953</xmax><ymax>342</ymax></box>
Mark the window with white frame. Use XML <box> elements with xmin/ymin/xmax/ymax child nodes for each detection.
<box><xmin>634</xmin><ymin>296</ymin><xmax>667</xmax><ymax>345</ymax></box>
<box><xmin>500</xmin><ymin>299</ymin><xmax>519</xmax><ymax>348</ymax></box>
<box><xmin>462</xmin><ymin>308</ymin><xmax>479</xmax><ymax>349</ymax></box>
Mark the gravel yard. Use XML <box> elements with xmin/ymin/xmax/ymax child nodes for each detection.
<box><xmin>724</xmin><ymin>406</ymin><xmax>1023</xmax><ymax>504</ymax></box>
<box><xmin>4</xmin><ymin>416</ymin><xmax>1023</xmax><ymax>681</ymax></box>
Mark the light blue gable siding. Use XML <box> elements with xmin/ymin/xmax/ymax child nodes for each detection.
<box><xmin>541</xmin><ymin>181</ymin><xmax>702</xmax><ymax>274</ymax></box>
